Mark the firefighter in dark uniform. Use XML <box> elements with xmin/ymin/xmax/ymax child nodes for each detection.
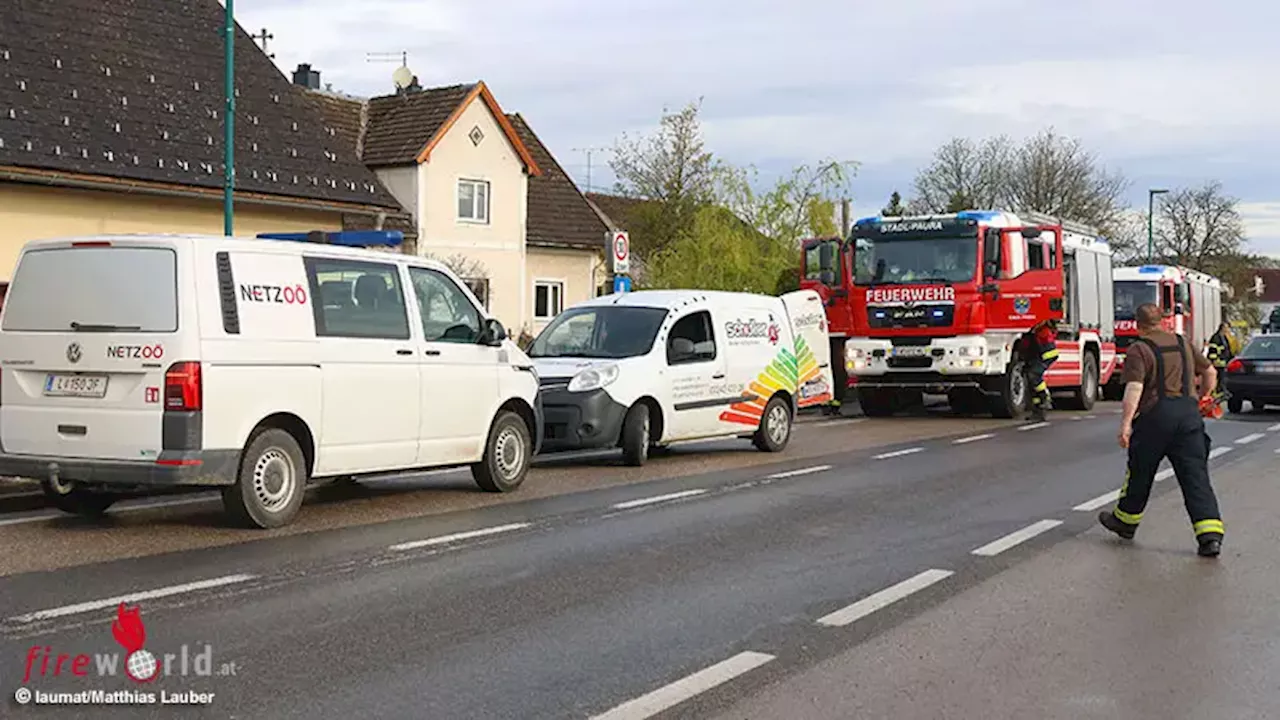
<box><xmin>1026</xmin><ymin>318</ymin><xmax>1059</xmax><ymax>421</ymax></box>
<box><xmin>1101</xmin><ymin>302</ymin><xmax>1224</xmax><ymax>557</ymax></box>
<box><xmin>1205</xmin><ymin>323</ymin><xmax>1234</xmax><ymax>402</ymax></box>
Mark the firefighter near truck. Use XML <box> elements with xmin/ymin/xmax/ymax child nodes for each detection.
<box><xmin>1105</xmin><ymin>264</ymin><xmax>1224</xmax><ymax>400</ymax></box>
<box><xmin>801</xmin><ymin>210</ymin><xmax>1118</xmax><ymax>419</ymax></box>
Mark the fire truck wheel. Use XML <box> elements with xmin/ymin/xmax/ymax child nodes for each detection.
<box><xmin>857</xmin><ymin>388</ymin><xmax>896</xmax><ymax>417</ymax></box>
<box><xmin>989</xmin><ymin>360</ymin><xmax>1029</xmax><ymax>419</ymax></box>
<box><xmin>1061</xmin><ymin>351</ymin><xmax>1099</xmax><ymax>410</ymax></box>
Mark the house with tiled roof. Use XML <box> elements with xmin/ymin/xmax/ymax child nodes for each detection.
<box><xmin>297</xmin><ymin>67</ymin><xmax>609</xmax><ymax>335</ymax></box>
<box><xmin>0</xmin><ymin>0</ymin><xmax>412</xmax><ymax>287</ymax></box>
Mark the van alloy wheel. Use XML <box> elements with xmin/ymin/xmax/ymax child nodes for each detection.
<box><xmin>767</xmin><ymin>403</ymin><xmax>790</xmax><ymax>446</ymax></box>
<box><xmin>753</xmin><ymin>395</ymin><xmax>792</xmax><ymax>452</ymax></box>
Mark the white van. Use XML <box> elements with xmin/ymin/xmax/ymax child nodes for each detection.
<box><xmin>528</xmin><ymin>289</ymin><xmax>834</xmax><ymax>465</ymax></box>
<box><xmin>0</xmin><ymin>230</ymin><xmax>542</xmax><ymax>528</ymax></box>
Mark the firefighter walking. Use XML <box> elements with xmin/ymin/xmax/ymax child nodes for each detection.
<box><xmin>1101</xmin><ymin>303</ymin><xmax>1224</xmax><ymax>557</ymax></box>
<box><xmin>1026</xmin><ymin>318</ymin><xmax>1058</xmax><ymax>421</ymax></box>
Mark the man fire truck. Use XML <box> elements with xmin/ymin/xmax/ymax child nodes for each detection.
<box><xmin>1104</xmin><ymin>264</ymin><xmax>1224</xmax><ymax>400</ymax></box>
<box><xmin>800</xmin><ymin>209</ymin><xmax>1118</xmax><ymax>418</ymax></box>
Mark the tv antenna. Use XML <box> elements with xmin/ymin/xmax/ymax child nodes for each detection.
<box><xmin>572</xmin><ymin>146</ymin><xmax>608</xmax><ymax>192</ymax></box>
<box><xmin>367</xmin><ymin>51</ymin><xmax>415</xmax><ymax>89</ymax></box>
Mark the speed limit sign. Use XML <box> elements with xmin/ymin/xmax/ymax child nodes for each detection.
<box><xmin>609</xmin><ymin>231</ymin><xmax>630</xmax><ymax>274</ymax></box>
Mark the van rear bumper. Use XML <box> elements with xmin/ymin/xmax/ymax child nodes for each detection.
<box><xmin>0</xmin><ymin>449</ymin><xmax>240</xmax><ymax>488</ymax></box>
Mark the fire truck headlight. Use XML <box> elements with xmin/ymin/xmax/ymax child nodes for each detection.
<box><xmin>956</xmin><ymin>345</ymin><xmax>984</xmax><ymax>358</ymax></box>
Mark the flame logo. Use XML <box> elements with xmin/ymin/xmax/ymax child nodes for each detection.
<box><xmin>767</xmin><ymin>324</ymin><xmax>780</xmax><ymax>345</ymax></box>
<box><xmin>112</xmin><ymin>603</ymin><xmax>158</xmax><ymax>683</ymax></box>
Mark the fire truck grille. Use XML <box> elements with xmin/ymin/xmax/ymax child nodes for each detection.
<box><xmin>867</xmin><ymin>304</ymin><xmax>955</xmax><ymax>329</ymax></box>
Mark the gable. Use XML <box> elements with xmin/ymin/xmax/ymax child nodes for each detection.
<box><xmin>509</xmin><ymin>113</ymin><xmax>607</xmax><ymax>251</ymax></box>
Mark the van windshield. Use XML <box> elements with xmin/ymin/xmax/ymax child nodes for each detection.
<box><xmin>529</xmin><ymin>306</ymin><xmax>668</xmax><ymax>359</ymax></box>
<box><xmin>1</xmin><ymin>246</ymin><xmax>178</xmax><ymax>333</ymax></box>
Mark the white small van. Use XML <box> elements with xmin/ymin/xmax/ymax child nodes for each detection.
<box><xmin>0</xmin><ymin>230</ymin><xmax>542</xmax><ymax>528</ymax></box>
<box><xmin>528</xmin><ymin>289</ymin><xmax>834</xmax><ymax>465</ymax></box>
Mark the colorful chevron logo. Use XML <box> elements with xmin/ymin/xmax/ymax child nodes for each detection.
<box><xmin>719</xmin><ymin>336</ymin><xmax>831</xmax><ymax>426</ymax></box>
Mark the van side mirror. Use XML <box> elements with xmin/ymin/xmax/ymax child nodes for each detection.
<box><xmin>479</xmin><ymin>318</ymin><xmax>507</xmax><ymax>346</ymax></box>
<box><xmin>983</xmin><ymin>230</ymin><xmax>1001</xmax><ymax>279</ymax></box>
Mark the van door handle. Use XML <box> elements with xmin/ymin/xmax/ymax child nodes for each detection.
<box><xmin>712</xmin><ymin>373</ymin><xmax>726</xmax><ymax>379</ymax></box>
<box><xmin>396</xmin><ymin>349</ymin><xmax>413</xmax><ymax>356</ymax></box>
<box><xmin>423</xmin><ymin>349</ymin><xmax>441</xmax><ymax>356</ymax></box>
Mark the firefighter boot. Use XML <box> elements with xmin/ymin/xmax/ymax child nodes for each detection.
<box><xmin>1098</xmin><ymin>510</ymin><xmax>1137</xmax><ymax>540</ymax></box>
<box><xmin>1198</xmin><ymin>534</ymin><xmax>1222</xmax><ymax>557</ymax></box>
<box><xmin>1030</xmin><ymin>398</ymin><xmax>1046</xmax><ymax>422</ymax></box>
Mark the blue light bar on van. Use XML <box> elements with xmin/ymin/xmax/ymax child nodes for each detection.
<box><xmin>256</xmin><ymin>230</ymin><xmax>404</xmax><ymax>247</ymax></box>
<box><xmin>1138</xmin><ymin>265</ymin><xmax>1163</xmax><ymax>273</ymax></box>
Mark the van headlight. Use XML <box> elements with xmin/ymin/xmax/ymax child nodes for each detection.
<box><xmin>568</xmin><ymin>364</ymin><xmax>620</xmax><ymax>393</ymax></box>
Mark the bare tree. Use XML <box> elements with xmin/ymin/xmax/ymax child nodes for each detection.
<box><xmin>909</xmin><ymin>129</ymin><xmax>1129</xmax><ymax>238</ymax></box>
<box><xmin>1153</xmin><ymin>181</ymin><xmax>1247</xmax><ymax>269</ymax></box>
<box><xmin>910</xmin><ymin>136</ymin><xmax>1012</xmax><ymax>212</ymax></box>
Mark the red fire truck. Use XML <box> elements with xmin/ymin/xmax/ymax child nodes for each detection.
<box><xmin>800</xmin><ymin>209</ymin><xmax>1118</xmax><ymax>418</ymax></box>
<box><xmin>1104</xmin><ymin>264</ymin><xmax>1223</xmax><ymax>399</ymax></box>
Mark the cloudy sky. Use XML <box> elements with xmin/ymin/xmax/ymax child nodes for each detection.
<box><xmin>233</xmin><ymin>0</ymin><xmax>1280</xmax><ymax>257</ymax></box>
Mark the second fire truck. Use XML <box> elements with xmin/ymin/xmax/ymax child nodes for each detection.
<box><xmin>1105</xmin><ymin>264</ymin><xmax>1224</xmax><ymax>399</ymax></box>
<box><xmin>801</xmin><ymin>209</ymin><xmax>1119</xmax><ymax>418</ymax></box>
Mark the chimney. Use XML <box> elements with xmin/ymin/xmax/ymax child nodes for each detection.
<box><xmin>292</xmin><ymin>63</ymin><xmax>321</xmax><ymax>90</ymax></box>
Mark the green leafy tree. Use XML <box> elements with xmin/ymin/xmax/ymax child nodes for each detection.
<box><xmin>643</xmin><ymin>205</ymin><xmax>796</xmax><ymax>294</ymax></box>
<box><xmin>881</xmin><ymin>191</ymin><xmax>905</xmax><ymax>216</ymax></box>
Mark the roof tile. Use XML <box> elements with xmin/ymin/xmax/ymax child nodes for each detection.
<box><xmin>509</xmin><ymin>114</ymin><xmax>608</xmax><ymax>251</ymax></box>
<box><xmin>361</xmin><ymin>84</ymin><xmax>474</xmax><ymax>166</ymax></box>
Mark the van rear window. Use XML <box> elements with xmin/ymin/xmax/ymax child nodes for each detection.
<box><xmin>1</xmin><ymin>247</ymin><xmax>178</xmax><ymax>333</ymax></box>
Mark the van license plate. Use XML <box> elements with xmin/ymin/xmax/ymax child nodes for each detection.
<box><xmin>892</xmin><ymin>346</ymin><xmax>930</xmax><ymax>357</ymax></box>
<box><xmin>44</xmin><ymin>374</ymin><xmax>109</xmax><ymax>398</ymax></box>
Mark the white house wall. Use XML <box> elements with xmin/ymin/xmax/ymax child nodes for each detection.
<box><xmin>417</xmin><ymin>96</ymin><xmax>529</xmax><ymax>333</ymax></box>
<box><xmin>373</xmin><ymin>166</ymin><xmax>419</xmax><ymax>222</ymax></box>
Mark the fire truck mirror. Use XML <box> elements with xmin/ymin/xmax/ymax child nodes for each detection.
<box><xmin>1175</xmin><ymin>302</ymin><xmax>1185</xmax><ymax>315</ymax></box>
<box><xmin>983</xmin><ymin>230</ymin><xmax>1002</xmax><ymax>279</ymax></box>
<box><xmin>819</xmin><ymin>270</ymin><xmax>837</xmax><ymax>286</ymax></box>
<box><xmin>1020</xmin><ymin>227</ymin><xmax>1043</xmax><ymax>240</ymax></box>
<box><xmin>818</xmin><ymin>242</ymin><xmax>835</xmax><ymax>271</ymax></box>
<box><xmin>1175</xmin><ymin>284</ymin><xmax>1190</xmax><ymax>304</ymax></box>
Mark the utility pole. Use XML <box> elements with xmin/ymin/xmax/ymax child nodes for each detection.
<box><xmin>1146</xmin><ymin>188</ymin><xmax>1168</xmax><ymax>263</ymax></box>
<box><xmin>250</xmin><ymin>28</ymin><xmax>274</xmax><ymax>59</ymax></box>
<box><xmin>223</xmin><ymin>0</ymin><xmax>235</xmax><ymax>235</ymax></box>
<box><xmin>572</xmin><ymin>147</ymin><xmax>607</xmax><ymax>193</ymax></box>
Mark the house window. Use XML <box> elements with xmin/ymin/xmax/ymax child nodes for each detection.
<box><xmin>457</xmin><ymin>179</ymin><xmax>489</xmax><ymax>223</ymax></box>
<box><xmin>534</xmin><ymin>280</ymin><xmax>563</xmax><ymax>320</ymax></box>
<box><xmin>463</xmin><ymin>277</ymin><xmax>490</xmax><ymax>310</ymax></box>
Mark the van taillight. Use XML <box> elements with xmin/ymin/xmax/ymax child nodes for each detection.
<box><xmin>164</xmin><ymin>361</ymin><xmax>202</xmax><ymax>411</ymax></box>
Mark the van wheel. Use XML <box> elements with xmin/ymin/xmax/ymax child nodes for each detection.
<box><xmin>223</xmin><ymin>428</ymin><xmax>307</xmax><ymax>529</ymax></box>
<box><xmin>472</xmin><ymin>411</ymin><xmax>531</xmax><ymax>492</ymax></box>
<box><xmin>753</xmin><ymin>395</ymin><xmax>793</xmax><ymax>452</ymax></box>
<box><xmin>41</xmin><ymin>480</ymin><xmax>116</xmax><ymax>517</ymax></box>
<box><xmin>620</xmin><ymin>403</ymin><xmax>651</xmax><ymax>467</ymax></box>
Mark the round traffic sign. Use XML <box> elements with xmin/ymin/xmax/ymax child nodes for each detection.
<box><xmin>613</xmin><ymin>233</ymin><xmax>628</xmax><ymax>261</ymax></box>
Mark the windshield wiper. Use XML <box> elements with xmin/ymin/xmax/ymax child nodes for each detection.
<box><xmin>70</xmin><ymin>321</ymin><xmax>142</xmax><ymax>332</ymax></box>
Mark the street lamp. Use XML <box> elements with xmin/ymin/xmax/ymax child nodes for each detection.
<box><xmin>223</xmin><ymin>0</ymin><xmax>236</xmax><ymax>235</ymax></box>
<box><xmin>1146</xmin><ymin>188</ymin><xmax>1168</xmax><ymax>263</ymax></box>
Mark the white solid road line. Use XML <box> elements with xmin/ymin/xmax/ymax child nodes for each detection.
<box><xmin>589</xmin><ymin>651</ymin><xmax>776</xmax><ymax>720</ymax></box>
<box><xmin>388</xmin><ymin>523</ymin><xmax>531</xmax><ymax>552</ymax></box>
<box><xmin>1084</xmin><ymin>414</ymin><xmax>1097</xmax><ymax>419</ymax></box>
<box><xmin>971</xmin><ymin>519</ymin><xmax>1063</xmax><ymax>557</ymax></box>
<box><xmin>1235</xmin><ymin>433</ymin><xmax>1265</xmax><ymax>445</ymax></box>
<box><xmin>953</xmin><ymin>433</ymin><xmax>995</xmax><ymax>445</ymax></box>
<box><xmin>766</xmin><ymin>465</ymin><xmax>832</xmax><ymax>479</ymax></box>
<box><xmin>1018</xmin><ymin>422</ymin><xmax>1050</xmax><ymax>431</ymax></box>
<box><xmin>817</xmin><ymin>569</ymin><xmax>954</xmax><ymax>627</ymax></box>
<box><xmin>8</xmin><ymin>574</ymin><xmax>257</xmax><ymax>624</ymax></box>
<box><xmin>1209</xmin><ymin>446</ymin><xmax>1233</xmax><ymax>460</ymax></box>
<box><xmin>873</xmin><ymin>447</ymin><xmax>924</xmax><ymax>460</ymax></box>
<box><xmin>611</xmin><ymin>489</ymin><xmax>707</xmax><ymax>510</ymax></box>
<box><xmin>1073</xmin><ymin>490</ymin><xmax>1119</xmax><ymax>512</ymax></box>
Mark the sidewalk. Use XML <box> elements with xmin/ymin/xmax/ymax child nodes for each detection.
<box><xmin>711</xmin><ymin>442</ymin><xmax>1280</xmax><ymax>720</ymax></box>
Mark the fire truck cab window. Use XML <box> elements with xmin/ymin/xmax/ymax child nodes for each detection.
<box><xmin>854</xmin><ymin>236</ymin><xmax>976</xmax><ymax>285</ymax></box>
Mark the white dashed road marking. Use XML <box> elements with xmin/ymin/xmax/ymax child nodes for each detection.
<box><xmin>1268</xmin><ymin>423</ymin><xmax>1280</xmax><ymax>432</ymax></box>
<box><xmin>1018</xmin><ymin>422</ymin><xmax>1050</xmax><ymax>431</ymax></box>
<box><xmin>816</xmin><ymin>569</ymin><xmax>954</xmax><ymax>627</ymax></box>
<box><xmin>610</xmin><ymin>489</ymin><xmax>707</xmax><ymax>510</ymax></box>
<box><xmin>873</xmin><ymin>447</ymin><xmax>924</xmax><ymax>460</ymax></box>
<box><xmin>766</xmin><ymin>465</ymin><xmax>832</xmax><ymax>479</ymax></box>
<box><xmin>1074</xmin><ymin>490</ymin><xmax>1119</xmax><ymax>512</ymax></box>
<box><xmin>971</xmin><ymin>519</ymin><xmax>1063</xmax><ymax>556</ymax></box>
<box><xmin>589</xmin><ymin>651</ymin><xmax>775</xmax><ymax>720</ymax></box>
<box><xmin>8</xmin><ymin>574</ymin><xmax>258</xmax><ymax>624</ymax></box>
<box><xmin>952</xmin><ymin>433</ymin><xmax>994</xmax><ymax>445</ymax></box>
<box><xmin>1209</xmin><ymin>446</ymin><xmax>1233</xmax><ymax>460</ymax></box>
<box><xmin>388</xmin><ymin>523</ymin><xmax>531</xmax><ymax>552</ymax></box>
<box><xmin>1154</xmin><ymin>467</ymin><xmax>1175</xmax><ymax>483</ymax></box>
<box><xmin>1235</xmin><ymin>433</ymin><xmax>1265</xmax><ymax>445</ymax></box>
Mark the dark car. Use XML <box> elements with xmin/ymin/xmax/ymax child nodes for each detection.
<box><xmin>1224</xmin><ymin>333</ymin><xmax>1280</xmax><ymax>413</ymax></box>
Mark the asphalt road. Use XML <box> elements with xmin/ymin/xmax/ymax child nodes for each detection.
<box><xmin>1</xmin><ymin>405</ymin><xmax>1277</xmax><ymax>719</ymax></box>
